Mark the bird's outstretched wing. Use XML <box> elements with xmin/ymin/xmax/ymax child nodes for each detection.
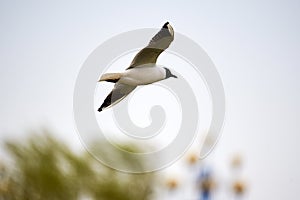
<box><xmin>98</xmin><ymin>83</ymin><xmax>136</xmax><ymax>112</ymax></box>
<box><xmin>127</xmin><ymin>22</ymin><xmax>174</xmax><ymax>69</ymax></box>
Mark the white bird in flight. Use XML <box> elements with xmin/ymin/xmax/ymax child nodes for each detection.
<box><xmin>98</xmin><ymin>22</ymin><xmax>177</xmax><ymax>112</ymax></box>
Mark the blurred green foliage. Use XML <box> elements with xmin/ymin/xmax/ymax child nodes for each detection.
<box><xmin>0</xmin><ymin>133</ymin><xmax>155</xmax><ymax>200</ymax></box>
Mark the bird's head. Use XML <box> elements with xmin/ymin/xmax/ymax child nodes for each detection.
<box><xmin>164</xmin><ymin>67</ymin><xmax>177</xmax><ymax>79</ymax></box>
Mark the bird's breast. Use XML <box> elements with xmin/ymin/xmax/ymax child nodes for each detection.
<box><xmin>119</xmin><ymin>67</ymin><xmax>165</xmax><ymax>86</ymax></box>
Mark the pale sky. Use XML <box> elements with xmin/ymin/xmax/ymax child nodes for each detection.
<box><xmin>1</xmin><ymin>0</ymin><xmax>300</xmax><ymax>199</ymax></box>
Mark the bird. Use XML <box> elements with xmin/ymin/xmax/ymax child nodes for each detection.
<box><xmin>98</xmin><ymin>22</ymin><xmax>177</xmax><ymax>112</ymax></box>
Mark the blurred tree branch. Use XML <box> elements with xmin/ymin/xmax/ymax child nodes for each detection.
<box><xmin>0</xmin><ymin>132</ymin><xmax>155</xmax><ymax>200</ymax></box>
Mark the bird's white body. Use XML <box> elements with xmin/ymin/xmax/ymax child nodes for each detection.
<box><xmin>119</xmin><ymin>66</ymin><xmax>166</xmax><ymax>86</ymax></box>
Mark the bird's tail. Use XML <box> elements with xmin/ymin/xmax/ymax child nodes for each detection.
<box><xmin>98</xmin><ymin>73</ymin><xmax>123</xmax><ymax>83</ymax></box>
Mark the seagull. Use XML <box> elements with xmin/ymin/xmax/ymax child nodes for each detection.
<box><xmin>98</xmin><ymin>22</ymin><xmax>177</xmax><ymax>112</ymax></box>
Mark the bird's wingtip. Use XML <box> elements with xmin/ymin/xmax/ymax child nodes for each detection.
<box><xmin>163</xmin><ymin>21</ymin><xmax>170</xmax><ymax>28</ymax></box>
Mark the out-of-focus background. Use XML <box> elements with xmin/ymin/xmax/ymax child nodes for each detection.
<box><xmin>1</xmin><ymin>0</ymin><xmax>300</xmax><ymax>199</ymax></box>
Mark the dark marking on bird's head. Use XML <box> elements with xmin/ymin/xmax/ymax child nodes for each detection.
<box><xmin>164</xmin><ymin>67</ymin><xmax>177</xmax><ymax>79</ymax></box>
<box><xmin>163</xmin><ymin>22</ymin><xmax>169</xmax><ymax>28</ymax></box>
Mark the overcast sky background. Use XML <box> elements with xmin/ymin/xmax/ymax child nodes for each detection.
<box><xmin>1</xmin><ymin>0</ymin><xmax>300</xmax><ymax>199</ymax></box>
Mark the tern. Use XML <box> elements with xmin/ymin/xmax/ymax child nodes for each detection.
<box><xmin>98</xmin><ymin>22</ymin><xmax>177</xmax><ymax>112</ymax></box>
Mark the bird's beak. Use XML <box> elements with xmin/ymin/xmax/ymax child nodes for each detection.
<box><xmin>172</xmin><ymin>74</ymin><xmax>178</xmax><ymax>78</ymax></box>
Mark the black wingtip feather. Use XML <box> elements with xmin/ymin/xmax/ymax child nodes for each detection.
<box><xmin>98</xmin><ymin>91</ymin><xmax>114</xmax><ymax>112</ymax></box>
<box><xmin>163</xmin><ymin>22</ymin><xmax>169</xmax><ymax>28</ymax></box>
